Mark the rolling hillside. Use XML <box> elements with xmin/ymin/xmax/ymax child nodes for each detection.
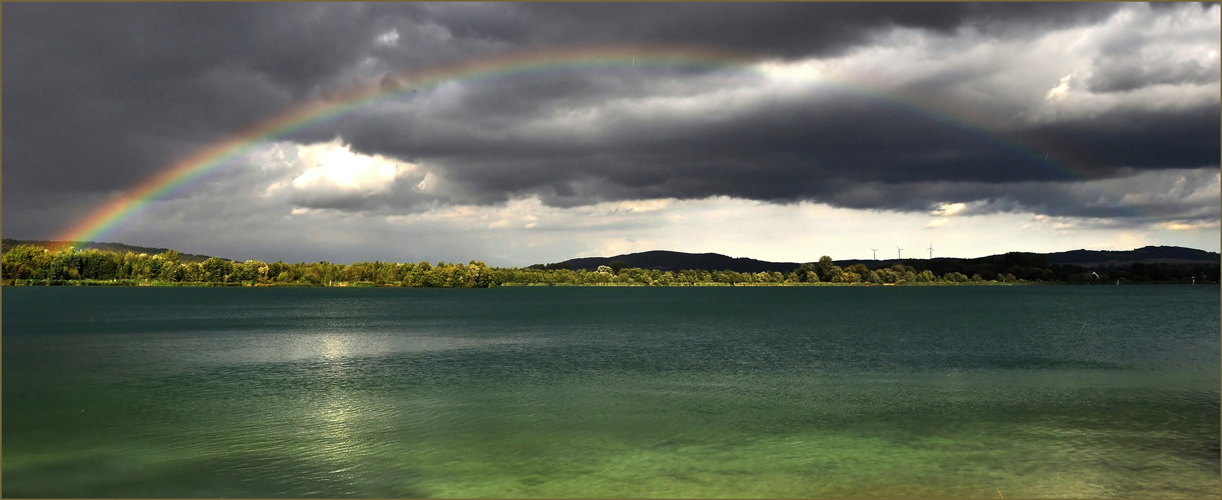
<box><xmin>1</xmin><ymin>239</ymin><xmax>225</xmax><ymax>264</ymax></box>
<box><xmin>539</xmin><ymin>246</ymin><xmax>1219</xmax><ymax>272</ymax></box>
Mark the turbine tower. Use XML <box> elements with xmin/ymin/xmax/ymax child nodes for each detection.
<box><xmin>928</xmin><ymin>244</ymin><xmax>934</xmax><ymax>259</ymax></box>
<box><xmin>896</xmin><ymin>246</ymin><xmax>903</xmax><ymax>260</ymax></box>
<box><xmin>870</xmin><ymin>248</ymin><xmax>879</xmax><ymax>260</ymax></box>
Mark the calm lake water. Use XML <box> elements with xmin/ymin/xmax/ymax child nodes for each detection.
<box><xmin>4</xmin><ymin>286</ymin><xmax>1219</xmax><ymax>498</ymax></box>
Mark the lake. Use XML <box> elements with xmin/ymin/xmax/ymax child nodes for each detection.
<box><xmin>3</xmin><ymin>286</ymin><xmax>1219</xmax><ymax>497</ymax></box>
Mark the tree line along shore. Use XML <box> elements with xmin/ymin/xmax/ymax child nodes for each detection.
<box><xmin>2</xmin><ymin>244</ymin><xmax>1216</xmax><ymax>288</ymax></box>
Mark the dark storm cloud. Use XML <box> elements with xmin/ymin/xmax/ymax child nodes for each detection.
<box><xmin>332</xmin><ymin>82</ymin><xmax>1218</xmax><ymax>209</ymax></box>
<box><xmin>3</xmin><ymin>2</ymin><xmax>1215</xmax><ymax>239</ymax></box>
<box><xmin>1</xmin><ymin>2</ymin><xmax>1126</xmax><ymax>186</ymax></box>
<box><xmin>403</xmin><ymin>3</ymin><xmax>1124</xmax><ymax>59</ymax></box>
<box><xmin>823</xmin><ymin>173</ymin><xmax>1221</xmax><ymax>223</ymax></box>
<box><xmin>3</xmin><ymin>3</ymin><xmax>388</xmax><ymax>195</ymax></box>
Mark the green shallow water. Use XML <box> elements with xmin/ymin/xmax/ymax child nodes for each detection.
<box><xmin>3</xmin><ymin>286</ymin><xmax>1219</xmax><ymax>497</ymax></box>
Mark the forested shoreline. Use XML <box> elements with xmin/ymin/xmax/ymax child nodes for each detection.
<box><xmin>3</xmin><ymin>244</ymin><xmax>1216</xmax><ymax>288</ymax></box>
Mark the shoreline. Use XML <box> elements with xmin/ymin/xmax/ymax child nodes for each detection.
<box><xmin>5</xmin><ymin>279</ymin><xmax>1192</xmax><ymax>288</ymax></box>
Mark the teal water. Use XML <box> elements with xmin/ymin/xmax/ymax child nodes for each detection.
<box><xmin>3</xmin><ymin>286</ymin><xmax>1219</xmax><ymax>498</ymax></box>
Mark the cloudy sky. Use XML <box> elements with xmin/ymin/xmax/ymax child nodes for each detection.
<box><xmin>4</xmin><ymin>3</ymin><xmax>1219</xmax><ymax>265</ymax></box>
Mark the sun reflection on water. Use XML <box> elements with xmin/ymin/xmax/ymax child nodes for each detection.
<box><xmin>320</xmin><ymin>334</ymin><xmax>352</xmax><ymax>361</ymax></box>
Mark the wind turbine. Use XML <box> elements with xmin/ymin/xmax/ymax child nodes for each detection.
<box><xmin>896</xmin><ymin>246</ymin><xmax>903</xmax><ymax>260</ymax></box>
<box><xmin>927</xmin><ymin>244</ymin><xmax>934</xmax><ymax>259</ymax></box>
<box><xmin>870</xmin><ymin>248</ymin><xmax>879</xmax><ymax>260</ymax></box>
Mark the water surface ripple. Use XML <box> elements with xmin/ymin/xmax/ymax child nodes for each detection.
<box><xmin>4</xmin><ymin>286</ymin><xmax>1218</xmax><ymax>497</ymax></box>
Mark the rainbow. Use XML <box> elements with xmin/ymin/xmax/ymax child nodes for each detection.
<box><xmin>54</xmin><ymin>44</ymin><xmax>1093</xmax><ymax>247</ymax></box>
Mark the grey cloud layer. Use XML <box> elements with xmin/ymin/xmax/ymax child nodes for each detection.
<box><xmin>4</xmin><ymin>2</ymin><xmax>1217</xmax><ymax>239</ymax></box>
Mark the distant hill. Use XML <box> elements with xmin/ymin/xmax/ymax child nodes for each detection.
<box><xmin>538</xmin><ymin>246</ymin><xmax>1219</xmax><ymax>272</ymax></box>
<box><xmin>1</xmin><ymin>238</ymin><xmax>225</xmax><ymax>264</ymax></box>
<box><xmin>1042</xmin><ymin>246</ymin><xmax>1221</xmax><ymax>267</ymax></box>
<box><xmin>557</xmin><ymin>250</ymin><xmax>803</xmax><ymax>274</ymax></box>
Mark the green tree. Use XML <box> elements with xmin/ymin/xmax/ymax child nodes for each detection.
<box><xmin>302</xmin><ymin>269</ymin><xmax>322</xmax><ymax>285</ymax></box>
<box><xmin>182</xmin><ymin>263</ymin><xmax>205</xmax><ymax>282</ymax></box>
<box><xmin>796</xmin><ymin>262</ymin><xmax>818</xmax><ymax>278</ymax></box>
<box><xmin>202</xmin><ymin>257</ymin><xmax>233</xmax><ymax>283</ymax></box>
<box><xmin>157</xmin><ymin>249</ymin><xmax>181</xmax><ymax>264</ymax></box>
<box><xmin>817</xmin><ymin>256</ymin><xmax>835</xmax><ymax>281</ymax></box>
<box><xmin>157</xmin><ymin>260</ymin><xmax>183</xmax><ymax>282</ymax></box>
